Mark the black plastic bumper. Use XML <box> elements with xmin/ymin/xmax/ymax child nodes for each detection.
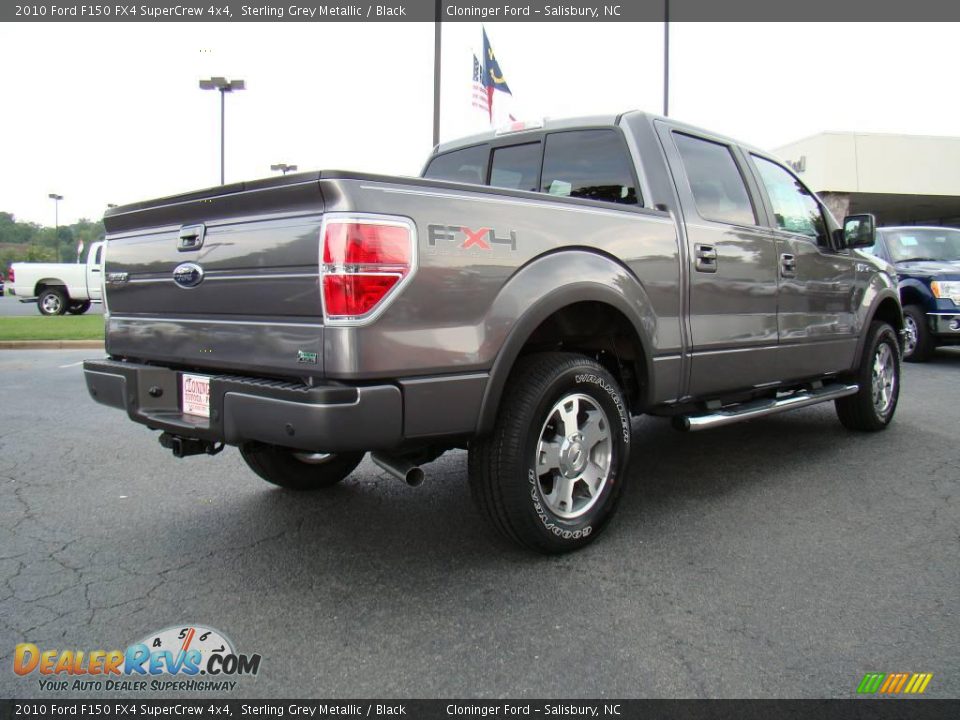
<box><xmin>83</xmin><ymin>359</ymin><xmax>402</xmax><ymax>452</ymax></box>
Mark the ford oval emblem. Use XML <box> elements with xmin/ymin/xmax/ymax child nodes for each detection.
<box><xmin>172</xmin><ymin>262</ymin><xmax>204</xmax><ymax>288</ymax></box>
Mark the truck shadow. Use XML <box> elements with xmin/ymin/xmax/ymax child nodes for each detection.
<box><xmin>922</xmin><ymin>347</ymin><xmax>960</xmax><ymax>365</ymax></box>
<box><xmin>162</xmin><ymin>404</ymin><xmax>865</xmax><ymax>572</ymax></box>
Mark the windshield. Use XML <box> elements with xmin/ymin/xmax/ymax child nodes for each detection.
<box><xmin>882</xmin><ymin>228</ymin><xmax>960</xmax><ymax>262</ymax></box>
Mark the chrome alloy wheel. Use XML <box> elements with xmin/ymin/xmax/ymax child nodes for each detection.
<box><xmin>902</xmin><ymin>314</ymin><xmax>918</xmax><ymax>358</ymax></box>
<box><xmin>41</xmin><ymin>293</ymin><xmax>63</xmax><ymax>314</ymax></box>
<box><xmin>535</xmin><ymin>393</ymin><xmax>612</xmax><ymax>520</ymax></box>
<box><xmin>871</xmin><ymin>342</ymin><xmax>897</xmax><ymax>416</ymax></box>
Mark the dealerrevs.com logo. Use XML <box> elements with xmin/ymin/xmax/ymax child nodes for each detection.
<box><xmin>13</xmin><ymin>624</ymin><xmax>261</xmax><ymax>692</ymax></box>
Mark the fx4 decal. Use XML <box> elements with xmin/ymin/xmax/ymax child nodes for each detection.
<box><xmin>427</xmin><ymin>224</ymin><xmax>517</xmax><ymax>251</ymax></box>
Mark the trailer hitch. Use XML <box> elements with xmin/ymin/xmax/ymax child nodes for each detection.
<box><xmin>159</xmin><ymin>432</ymin><xmax>224</xmax><ymax>458</ymax></box>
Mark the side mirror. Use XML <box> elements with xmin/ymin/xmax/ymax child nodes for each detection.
<box><xmin>843</xmin><ymin>213</ymin><xmax>876</xmax><ymax>249</ymax></box>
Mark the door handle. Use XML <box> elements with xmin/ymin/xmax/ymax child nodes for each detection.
<box><xmin>694</xmin><ymin>244</ymin><xmax>717</xmax><ymax>273</ymax></box>
<box><xmin>781</xmin><ymin>253</ymin><xmax>796</xmax><ymax>278</ymax></box>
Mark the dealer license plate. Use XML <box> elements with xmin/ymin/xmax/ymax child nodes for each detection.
<box><xmin>181</xmin><ymin>373</ymin><xmax>211</xmax><ymax>418</ymax></box>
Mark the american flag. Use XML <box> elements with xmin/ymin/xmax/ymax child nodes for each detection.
<box><xmin>472</xmin><ymin>54</ymin><xmax>489</xmax><ymax>115</ymax></box>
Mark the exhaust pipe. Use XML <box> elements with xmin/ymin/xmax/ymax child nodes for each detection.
<box><xmin>371</xmin><ymin>452</ymin><xmax>425</xmax><ymax>487</ymax></box>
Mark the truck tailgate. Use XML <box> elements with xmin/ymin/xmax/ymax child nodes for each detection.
<box><xmin>103</xmin><ymin>174</ymin><xmax>326</xmax><ymax>377</ymax></box>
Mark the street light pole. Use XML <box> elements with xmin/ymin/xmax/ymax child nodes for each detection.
<box><xmin>663</xmin><ymin>0</ymin><xmax>670</xmax><ymax>117</ymax></box>
<box><xmin>199</xmin><ymin>77</ymin><xmax>245</xmax><ymax>185</ymax></box>
<box><xmin>270</xmin><ymin>163</ymin><xmax>298</xmax><ymax>175</ymax></box>
<box><xmin>432</xmin><ymin>0</ymin><xmax>442</xmax><ymax>147</ymax></box>
<box><xmin>48</xmin><ymin>193</ymin><xmax>63</xmax><ymax>263</ymax></box>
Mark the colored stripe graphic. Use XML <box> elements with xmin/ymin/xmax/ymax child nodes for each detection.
<box><xmin>857</xmin><ymin>673</ymin><xmax>885</xmax><ymax>693</ymax></box>
<box><xmin>905</xmin><ymin>673</ymin><xmax>933</xmax><ymax>694</ymax></box>
<box><xmin>858</xmin><ymin>672</ymin><xmax>933</xmax><ymax>694</ymax></box>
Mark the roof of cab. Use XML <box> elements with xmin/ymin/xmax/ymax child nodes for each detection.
<box><xmin>433</xmin><ymin>113</ymin><xmax>623</xmax><ymax>155</ymax></box>
<box><xmin>430</xmin><ymin>109</ymin><xmax>771</xmax><ymax>160</ymax></box>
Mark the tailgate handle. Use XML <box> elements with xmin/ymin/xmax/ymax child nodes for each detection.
<box><xmin>178</xmin><ymin>224</ymin><xmax>206</xmax><ymax>251</ymax></box>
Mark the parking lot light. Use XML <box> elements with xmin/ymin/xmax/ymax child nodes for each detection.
<box><xmin>48</xmin><ymin>193</ymin><xmax>63</xmax><ymax>262</ymax></box>
<box><xmin>199</xmin><ymin>77</ymin><xmax>245</xmax><ymax>185</ymax></box>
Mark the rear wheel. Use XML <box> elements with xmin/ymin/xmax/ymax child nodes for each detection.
<box><xmin>67</xmin><ymin>301</ymin><xmax>92</xmax><ymax>315</ymax></box>
<box><xmin>468</xmin><ymin>352</ymin><xmax>631</xmax><ymax>554</ymax></box>
<box><xmin>239</xmin><ymin>442</ymin><xmax>365</xmax><ymax>491</ymax></box>
<box><xmin>835</xmin><ymin>321</ymin><xmax>900</xmax><ymax>431</ymax></box>
<box><xmin>902</xmin><ymin>305</ymin><xmax>934</xmax><ymax>362</ymax></box>
<box><xmin>38</xmin><ymin>288</ymin><xmax>67</xmax><ymax>316</ymax></box>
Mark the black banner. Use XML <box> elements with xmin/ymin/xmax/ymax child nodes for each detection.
<box><xmin>5</xmin><ymin>0</ymin><xmax>960</xmax><ymax>22</ymax></box>
<box><xmin>2</xmin><ymin>700</ymin><xmax>960</xmax><ymax>720</ymax></box>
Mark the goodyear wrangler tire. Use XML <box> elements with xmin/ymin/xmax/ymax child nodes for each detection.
<box><xmin>468</xmin><ymin>352</ymin><xmax>631</xmax><ymax>554</ymax></box>
<box><xmin>239</xmin><ymin>443</ymin><xmax>365</xmax><ymax>491</ymax></box>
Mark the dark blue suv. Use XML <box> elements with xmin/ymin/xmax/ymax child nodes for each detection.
<box><xmin>866</xmin><ymin>226</ymin><xmax>960</xmax><ymax>361</ymax></box>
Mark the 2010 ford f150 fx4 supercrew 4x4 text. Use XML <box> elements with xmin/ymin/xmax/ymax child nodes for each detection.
<box><xmin>84</xmin><ymin>112</ymin><xmax>904</xmax><ymax>553</ymax></box>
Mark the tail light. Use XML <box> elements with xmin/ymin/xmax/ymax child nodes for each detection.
<box><xmin>319</xmin><ymin>214</ymin><xmax>416</xmax><ymax>324</ymax></box>
<box><xmin>7</xmin><ymin>267</ymin><xmax>13</xmax><ymax>284</ymax></box>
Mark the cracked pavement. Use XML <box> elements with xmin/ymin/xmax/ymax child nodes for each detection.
<box><xmin>0</xmin><ymin>349</ymin><xmax>957</xmax><ymax>698</ymax></box>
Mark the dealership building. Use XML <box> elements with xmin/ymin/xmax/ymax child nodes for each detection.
<box><xmin>774</xmin><ymin>132</ymin><xmax>960</xmax><ymax>228</ymax></box>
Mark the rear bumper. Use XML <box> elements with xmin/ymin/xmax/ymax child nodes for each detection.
<box><xmin>83</xmin><ymin>359</ymin><xmax>402</xmax><ymax>452</ymax></box>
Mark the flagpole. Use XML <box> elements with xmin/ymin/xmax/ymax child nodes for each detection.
<box><xmin>432</xmin><ymin>0</ymin><xmax>442</xmax><ymax>147</ymax></box>
<box><xmin>663</xmin><ymin>0</ymin><xmax>670</xmax><ymax>117</ymax></box>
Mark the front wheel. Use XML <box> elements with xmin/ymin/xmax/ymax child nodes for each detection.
<box><xmin>835</xmin><ymin>321</ymin><xmax>900</xmax><ymax>432</ymax></box>
<box><xmin>239</xmin><ymin>442</ymin><xmax>365</xmax><ymax>491</ymax></box>
<box><xmin>902</xmin><ymin>305</ymin><xmax>934</xmax><ymax>362</ymax></box>
<box><xmin>67</xmin><ymin>301</ymin><xmax>92</xmax><ymax>315</ymax></box>
<box><xmin>468</xmin><ymin>352</ymin><xmax>631</xmax><ymax>554</ymax></box>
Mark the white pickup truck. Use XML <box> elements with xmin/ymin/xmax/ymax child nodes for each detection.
<box><xmin>9</xmin><ymin>241</ymin><xmax>104</xmax><ymax>315</ymax></box>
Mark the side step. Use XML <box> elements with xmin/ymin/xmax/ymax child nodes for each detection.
<box><xmin>675</xmin><ymin>382</ymin><xmax>859</xmax><ymax>432</ymax></box>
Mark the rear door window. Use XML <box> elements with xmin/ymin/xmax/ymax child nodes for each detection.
<box><xmin>673</xmin><ymin>133</ymin><xmax>757</xmax><ymax>226</ymax></box>
<box><xmin>540</xmin><ymin>130</ymin><xmax>639</xmax><ymax>205</ymax></box>
<box><xmin>423</xmin><ymin>145</ymin><xmax>488</xmax><ymax>185</ymax></box>
<box><xmin>489</xmin><ymin>142</ymin><xmax>542</xmax><ymax>192</ymax></box>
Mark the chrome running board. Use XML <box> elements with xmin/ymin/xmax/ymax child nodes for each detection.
<box><xmin>676</xmin><ymin>383</ymin><xmax>859</xmax><ymax>432</ymax></box>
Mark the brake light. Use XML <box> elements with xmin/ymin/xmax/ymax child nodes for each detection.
<box><xmin>7</xmin><ymin>267</ymin><xmax>13</xmax><ymax>284</ymax></box>
<box><xmin>320</xmin><ymin>216</ymin><xmax>416</xmax><ymax>322</ymax></box>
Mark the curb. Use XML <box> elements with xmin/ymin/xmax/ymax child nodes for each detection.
<box><xmin>0</xmin><ymin>340</ymin><xmax>105</xmax><ymax>350</ymax></box>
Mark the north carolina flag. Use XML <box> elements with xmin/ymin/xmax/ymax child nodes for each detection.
<box><xmin>473</xmin><ymin>27</ymin><xmax>515</xmax><ymax>125</ymax></box>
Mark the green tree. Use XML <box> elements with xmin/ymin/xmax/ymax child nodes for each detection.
<box><xmin>0</xmin><ymin>212</ymin><xmax>105</xmax><ymax>264</ymax></box>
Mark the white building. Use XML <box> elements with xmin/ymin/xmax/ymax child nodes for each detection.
<box><xmin>774</xmin><ymin>132</ymin><xmax>960</xmax><ymax>228</ymax></box>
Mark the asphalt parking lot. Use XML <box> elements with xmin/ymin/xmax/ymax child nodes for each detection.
<box><xmin>1</xmin><ymin>348</ymin><xmax>957</xmax><ymax>699</ymax></box>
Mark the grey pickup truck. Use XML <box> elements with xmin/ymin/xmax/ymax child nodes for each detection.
<box><xmin>84</xmin><ymin>112</ymin><xmax>904</xmax><ymax>553</ymax></box>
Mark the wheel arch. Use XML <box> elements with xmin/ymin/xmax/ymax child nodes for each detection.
<box><xmin>898</xmin><ymin>279</ymin><xmax>933</xmax><ymax>311</ymax></box>
<box><xmin>854</xmin><ymin>290</ymin><xmax>904</xmax><ymax>368</ymax></box>
<box><xmin>475</xmin><ymin>252</ymin><xmax>656</xmax><ymax>435</ymax></box>
<box><xmin>35</xmin><ymin>279</ymin><xmax>69</xmax><ymax>299</ymax></box>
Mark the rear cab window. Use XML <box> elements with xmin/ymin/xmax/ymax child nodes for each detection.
<box><xmin>423</xmin><ymin>144</ymin><xmax>488</xmax><ymax>185</ymax></box>
<box><xmin>489</xmin><ymin>142</ymin><xmax>541</xmax><ymax>192</ymax></box>
<box><xmin>423</xmin><ymin>126</ymin><xmax>643</xmax><ymax>208</ymax></box>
